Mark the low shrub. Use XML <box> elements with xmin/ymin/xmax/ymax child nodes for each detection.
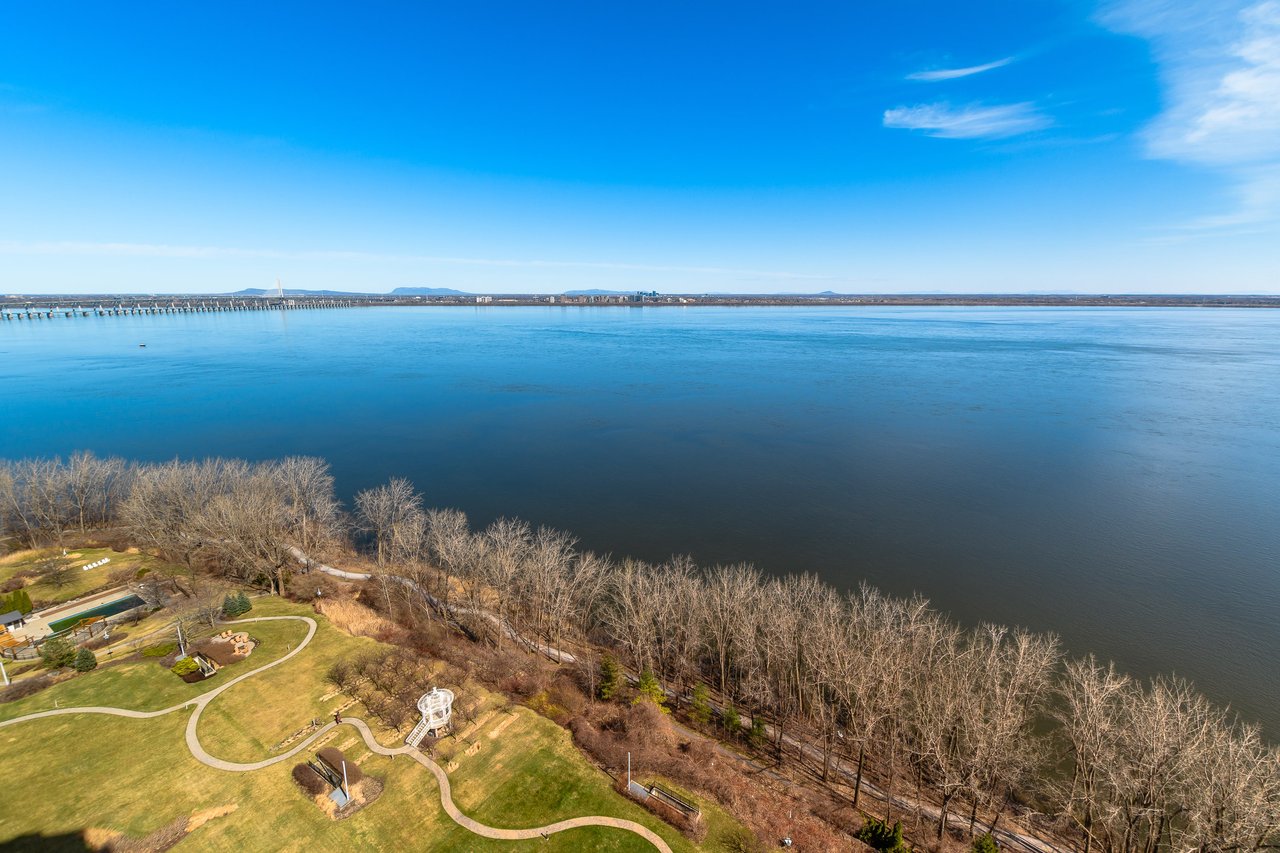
<box><xmin>318</xmin><ymin>747</ymin><xmax>363</xmax><ymax>784</ymax></box>
<box><xmin>292</xmin><ymin>763</ymin><xmax>328</xmax><ymax>797</ymax></box>
<box><xmin>526</xmin><ymin>689</ymin><xmax>568</xmax><ymax>722</ymax></box>
<box><xmin>548</xmin><ymin>675</ymin><xmax>587</xmax><ymax>719</ymax></box>
<box><xmin>720</xmin><ymin>826</ymin><xmax>764</xmax><ymax>853</ymax></box>
<box><xmin>171</xmin><ymin>657</ymin><xmax>199</xmax><ymax>676</ymax></box>
<box><xmin>285</xmin><ymin>570</ymin><xmax>346</xmax><ymax>603</ymax></box>
<box><xmin>143</xmin><ymin>641</ymin><xmax>178</xmax><ymax>657</ymax></box>
<box><xmin>0</xmin><ymin>674</ymin><xmax>54</xmax><ymax>703</ymax></box>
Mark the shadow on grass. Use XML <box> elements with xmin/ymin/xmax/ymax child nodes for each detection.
<box><xmin>0</xmin><ymin>831</ymin><xmax>92</xmax><ymax>852</ymax></box>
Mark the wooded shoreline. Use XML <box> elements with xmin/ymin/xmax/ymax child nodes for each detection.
<box><xmin>3</xmin><ymin>451</ymin><xmax>1278</xmax><ymax>853</ymax></box>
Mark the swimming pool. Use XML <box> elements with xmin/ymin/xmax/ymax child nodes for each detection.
<box><xmin>48</xmin><ymin>594</ymin><xmax>146</xmax><ymax>633</ymax></box>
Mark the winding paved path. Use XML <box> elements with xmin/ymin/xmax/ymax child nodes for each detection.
<box><xmin>0</xmin><ymin>614</ymin><xmax>671</xmax><ymax>852</ymax></box>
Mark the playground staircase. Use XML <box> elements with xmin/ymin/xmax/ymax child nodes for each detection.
<box><xmin>405</xmin><ymin>718</ymin><xmax>431</xmax><ymax>747</ymax></box>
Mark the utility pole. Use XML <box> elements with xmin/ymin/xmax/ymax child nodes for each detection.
<box><xmin>0</xmin><ymin>655</ymin><xmax>9</xmax><ymax>686</ymax></box>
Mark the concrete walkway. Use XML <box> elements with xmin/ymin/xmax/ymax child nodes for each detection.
<box><xmin>0</xmin><ymin>614</ymin><xmax>671</xmax><ymax>853</ymax></box>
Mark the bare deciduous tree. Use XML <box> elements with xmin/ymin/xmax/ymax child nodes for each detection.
<box><xmin>355</xmin><ymin>477</ymin><xmax>423</xmax><ymax>566</ymax></box>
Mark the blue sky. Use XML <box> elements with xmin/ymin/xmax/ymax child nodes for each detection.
<box><xmin>1</xmin><ymin>1</ymin><xmax>1277</xmax><ymax>294</ymax></box>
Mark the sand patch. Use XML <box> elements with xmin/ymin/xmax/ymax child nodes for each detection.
<box><xmin>84</xmin><ymin>804</ymin><xmax>236</xmax><ymax>852</ymax></box>
<box><xmin>186</xmin><ymin>803</ymin><xmax>238</xmax><ymax>831</ymax></box>
<box><xmin>456</xmin><ymin>709</ymin><xmax>497</xmax><ymax>741</ymax></box>
<box><xmin>487</xmin><ymin>713</ymin><xmax>518</xmax><ymax>740</ymax></box>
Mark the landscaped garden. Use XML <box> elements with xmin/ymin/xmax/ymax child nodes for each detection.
<box><xmin>0</xmin><ymin>596</ymin><xmax>745</xmax><ymax>852</ymax></box>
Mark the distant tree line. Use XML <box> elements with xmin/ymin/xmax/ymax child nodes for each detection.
<box><xmin>2</xmin><ymin>452</ymin><xmax>1278</xmax><ymax>852</ymax></box>
<box><xmin>0</xmin><ymin>453</ymin><xmax>341</xmax><ymax>594</ymax></box>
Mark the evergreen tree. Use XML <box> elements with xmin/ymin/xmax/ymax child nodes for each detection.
<box><xmin>690</xmin><ymin>683</ymin><xmax>713</xmax><ymax>727</ymax></box>
<box><xmin>972</xmin><ymin>834</ymin><xmax>998</xmax><ymax>853</ymax></box>
<box><xmin>856</xmin><ymin>817</ymin><xmax>910</xmax><ymax>853</ymax></box>
<box><xmin>40</xmin><ymin>636</ymin><xmax>76</xmax><ymax>669</ymax></box>
<box><xmin>221</xmin><ymin>591</ymin><xmax>252</xmax><ymax>617</ymax></box>
<box><xmin>633</xmin><ymin>669</ymin><xmax>668</xmax><ymax>712</ymax></box>
<box><xmin>3</xmin><ymin>589</ymin><xmax>34</xmax><ymax>615</ymax></box>
<box><xmin>721</xmin><ymin>701</ymin><xmax>741</xmax><ymax>737</ymax></box>
<box><xmin>598</xmin><ymin>653</ymin><xmax>621</xmax><ymax>701</ymax></box>
<box><xmin>73</xmin><ymin>647</ymin><xmax>98</xmax><ymax>672</ymax></box>
<box><xmin>748</xmin><ymin>713</ymin><xmax>766</xmax><ymax>747</ymax></box>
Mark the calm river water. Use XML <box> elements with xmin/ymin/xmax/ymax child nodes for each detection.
<box><xmin>3</xmin><ymin>305</ymin><xmax>1278</xmax><ymax>729</ymax></box>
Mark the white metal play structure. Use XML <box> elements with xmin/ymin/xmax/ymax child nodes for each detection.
<box><xmin>405</xmin><ymin>686</ymin><xmax>455</xmax><ymax>747</ymax></box>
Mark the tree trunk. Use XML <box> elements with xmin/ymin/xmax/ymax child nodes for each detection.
<box><xmin>852</xmin><ymin>743</ymin><xmax>865</xmax><ymax>809</ymax></box>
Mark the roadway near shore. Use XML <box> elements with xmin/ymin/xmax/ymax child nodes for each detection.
<box><xmin>0</xmin><ymin>614</ymin><xmax>672</xmax><ymax>853</ymax></box>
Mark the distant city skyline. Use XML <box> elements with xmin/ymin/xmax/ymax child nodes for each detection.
<box><xmin>1</xmin><ymin>1</ymin><xmax>1277</xmax><ymax>295</ymax></box>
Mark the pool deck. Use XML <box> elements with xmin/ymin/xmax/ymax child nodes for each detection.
<box><xmin>12</xmin><ymin>586</ymin><xmax>135</xmax><ymax>641</ymax></box>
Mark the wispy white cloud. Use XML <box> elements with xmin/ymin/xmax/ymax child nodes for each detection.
<box><xmin>906</xmin><ymin>57</ymin><xmax>1014</xmax><ymax>82</ymax></box>
<box><xmin>1099</xmin><ymin>0</ymin><xmax>1280</xmax><ymax>229</ymax></box>
<box><xmin>0</xmin><ymin>241</ymin><xmax>827</xmax><ymax>281</ymax></box>
<box><xmin>882</xmin><ymin>101</ymin><xmax>1051</xmax><ymax>139</ymax></box>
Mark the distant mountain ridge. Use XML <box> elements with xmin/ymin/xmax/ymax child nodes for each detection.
<box><xmin>561</xmin><ymin>289</ymin><xmax>636</xmax><ymax>296</ymax></box>
<box><xmin>227</xmin><ymin>287</ymin><xmax>366</xmax><ymax>297</ymax></box>
<box><xmin>390</xmin><ymin>287</ymin><xmax>470</xmax><ymax>295</ymax></box>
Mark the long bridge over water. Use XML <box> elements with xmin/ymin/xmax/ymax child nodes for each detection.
<box><xmin>0</xmin><ymin>297</ymin><xmax>360</xmax><ymax>321</ymax></box>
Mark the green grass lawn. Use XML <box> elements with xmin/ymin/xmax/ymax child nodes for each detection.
<box><xmin>0</xmin><ymin>710</ymin><xmax>654</xmax><ymax>852</ymax></box>
<box><xmin>448</xmin><ymin>706</ymin><xmax>702</xmax><ymax>852</ymax></box>
<box><xmin>0</xmin><ymin>546</ymin><xmax>185</xmax><ymax>608</ymax></box>
<box><xmin>0</xmin><ymin>596</ymin><xmax>742</xmax><ymax>851</ymax></box>
<box><xmin>194</xmin><ymin>597</ymin><xmax>385</xmax><ymax>761</ymax></box>
<box><xmin>0</xmin><ymin>618</ymin><xmax>306</xmax><ymax>723</ymax></box>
